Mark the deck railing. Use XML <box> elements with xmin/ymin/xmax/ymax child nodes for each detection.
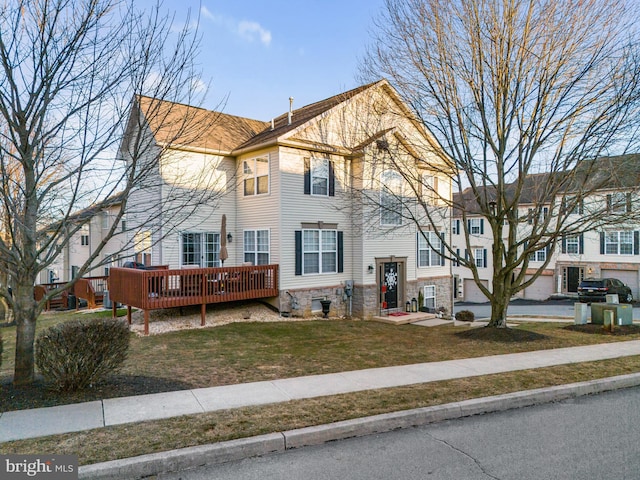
<box><xmin>108</xmin><ymin>264</ymin><xmax>279</xmax><ymax>334</ymax></box>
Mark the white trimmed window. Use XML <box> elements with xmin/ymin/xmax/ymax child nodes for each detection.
<box><xmin>528</xmin><ymin>248</ymin><xmax>547</xmax><ymax>262</ymax></box>
<box><xmin>418</xmin><ymin>231</ymin><xmax>443</xmax><ymax>267</ymax></box>
<box><xmin>244</xmin><ymin>230</ymin><xmax>270</xmax><ymax>265</ymax></box>
<box><xmin>422</xmin><ymin>174</ymin><xmax>438</xmax><ymax>205</ymax></box>
<box><xmin>423</xmin><ymin>285</ymin><xmax>436</xmax><ymax>309</ymax></box>
<box><xmin>605</xmin><ymin>231</ymin><xmax>633</xmax><ymax>255</ymax></box>
<box><xmin>380</xmin><ymin>170</ymin><xmax>403</xmax><ymax>226</ymax></box>
<box><xmin>566</xmin><ymin>235</ymin><xmax>580</xmax><ymax>254</ymax></box>
<box><xmin>181</xmin><ymin>232</ymin><xmax>220</xmax><ymax>267</ymax></box>
<box><xmin>474</xmin><ymin>248</ymin><xmax>485</xmax><ymax>268</ymax></box>
<box><xmin>303</xmin><ymin>229</ymin><xmax>337</xmax><ymax>274</ymax></box>
<box><xmin>311</xmin><ymin>158</ymin><xmax>329</xmax><ymax>196</ymax></box>
<box><xmin>469</xmin><ymin>218</ymin><xmax>482</xmax><ymax>235</ymax></box>
<box><xmin>243</xmin><ymin>156</ymin><xmax>269</xmax><ymax>196</ymax></box>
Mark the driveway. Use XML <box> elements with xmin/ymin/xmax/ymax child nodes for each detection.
<box><xmin>454</xmin><ymin>298</ymin><xmax>640</xmax><ymax>321</ymax></box>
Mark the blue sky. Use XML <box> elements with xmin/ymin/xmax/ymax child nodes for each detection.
<box><xmin>158</xmin><ymin>0</ymin><xmax>385</xmax><ymax>120</ymax></box>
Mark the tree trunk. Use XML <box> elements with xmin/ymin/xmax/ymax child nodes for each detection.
<box><xmin>12</xmin><ymin>285</ymin><xmax>39</xmax><ymax>386</ymax></box>
<box><xmin>487</xmin><ymin>294</ymin><xmax>508</xmax><ymax>328</ymax></box>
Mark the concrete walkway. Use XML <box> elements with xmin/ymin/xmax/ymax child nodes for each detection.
<box><xmin>3</xmin><ymin>340</ymin><xmax>640</xmax><ymax>443</ymax></box>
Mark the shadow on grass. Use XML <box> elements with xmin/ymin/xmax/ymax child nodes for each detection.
<box><xmin>1</xmin><ymin>374</ymin><xmax>193</xmax><ymax>412</ymax></box>
<box><xmin>455</xmin><ymin>326</ymin><xmax>549</xmax><ymax>342</ymax></box>
<box><xmin>564</xmin><ymin>324</ymin><xmax>640</xmax><ymax>336</ymax></box>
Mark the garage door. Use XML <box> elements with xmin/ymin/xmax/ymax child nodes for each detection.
<box><xmin>463</xmin><ymin>279</ymin><xmax>489</xmax><ymax>303</ymax></box>
<box><xmin>601</xmin><ymin>269</ymin><xmax>638</xmax><ymax>299</ymax></box>
<box><xmin>523</xmin><ymin>274</ymin><xmax>554</xmax><ymax>300</ymax></box>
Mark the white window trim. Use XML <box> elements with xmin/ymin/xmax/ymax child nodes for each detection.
<box><xmin>302</xmin><ymin>229</ymin><xmax>338</xmax><ymax>275</ymax></box>
<box><xmin>469</xmin><ymin>218</ymin><xmax>482</xmax><ymax>235</ymax></box>
<box><xmin>528</xmin><ymin>248</ymin><xmax>547</xmax><ymax>262</ymax></box>
<box><xmin>605</xmin><ymin>230</ymin><xmax>634</xmax><ymax>256</ymax></box>
<box><xmin>311</xmin><ymin>157</ymin><xmax>329</xmax><ymax>197</ymax></box>
<box><xmin>418</xmin><ymin>231</ymin><xmax>442</xmax><ymax>268</ymax></box>
<box><xmin>566</xmin><ymin>235</ymin><xmax>580</xmax><ymax>254</ymax></box>
<box><xmin>423</xmin><ymin>285</ymin><xmax>436</xmax><ymax>309</ymax></box>
<box><xmin>180</xmin><ymin>232</ymin><xmax>221</xmax><ymax>267</ymax></box>
<box><xmin>243</xmin><ymin>229</ymin><xmax>270</xmax><ymax>265</ymax></box>
<box><xmin>243</xmin><ymin>155</ymin><xmax>270</xmax><ymax>196</ymax></box>
<box><xmin>380</xmin><ymin>170</ymin><xmax>403</xmax><ymax>226</ymax></box>
<box><xmin>473</xmin><ymin>247</ymin><xmax>485</xmax><ymax>268</ymax></box>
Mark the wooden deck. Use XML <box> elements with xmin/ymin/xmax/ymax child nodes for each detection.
<box><xmin>108</xmin><ymin>264</ymin><xmax>279</xmax><ymax>334</ymax></box>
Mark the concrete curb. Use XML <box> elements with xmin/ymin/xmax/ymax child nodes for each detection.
<box><xmin>79</xmin><ymin>373</ymin><xmax>640</xmax><ymax>479</ymax></box>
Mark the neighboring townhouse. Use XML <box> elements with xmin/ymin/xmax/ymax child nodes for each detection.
<box><xmin>40</xmin><ymin>193</ymin><xmax>127</xmax><ymax>285</ymax></box>
<box><xmin>452</xmin><ymin>155</ymin><xmax>640</xmax><ymax>303</ymax></box>
<box><xmin>120</xmin><ymin>80</ymin><xmax>453</xmax><ymax>318</ymax></box>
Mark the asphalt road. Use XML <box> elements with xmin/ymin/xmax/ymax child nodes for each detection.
<box><xmin>454</xmin><ymin>298</ymin><xmax>640</xmax><ymax>320</ymax></box>
<box><xmin>158</xmin><ymin>386</ymin><xmax>640</xmax><ymax>479</ymax></box>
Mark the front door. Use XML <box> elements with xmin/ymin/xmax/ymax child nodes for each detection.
<box><xmin>382</xmin><ymin>262</ymin><xmax>399</xmax><ymax>309</ymax></box>
<box><xmin>567</xmin><ymin>267</ymin><xmax>582</xmax><ymax>293</ymax></box>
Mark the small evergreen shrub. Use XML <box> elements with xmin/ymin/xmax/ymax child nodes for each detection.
<box><xmin>35</xmin><ymin>318</ymin><xmax>130</xmax><ymax>391</ymax></box>
<box><xmin>455</xmin><ymin>310</ymin><xmax>475</xmax><ymax>322</ymax></box>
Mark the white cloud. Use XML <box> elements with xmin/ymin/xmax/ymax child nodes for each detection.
<box><xmin>200</xmin><ymin>5</ymin><xmax>272</xmax><ymax>47</ymax></box>
<box><xmin>200</xmin><ymin>6</ymin><xmax>217</xmax><ymax>22</ymax></box>
<box><xmin>237</xmin><ymin>21</ymin><xmax>272</xmax><ymax>47</ymax></box>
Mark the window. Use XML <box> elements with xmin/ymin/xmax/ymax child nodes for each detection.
<box><xmin>81</xmin><ymin>234</ymin><xmax>89</xmax><ymax>246</ymax></box>
<box><xmin>243</xmin><ymin>156</ymin><xmax>269</xmax><ymax>196</ymax></box>
<box><xmin>528</xmin><ymin>247</ymin><xmax>547</xmax><ymax>262</ymax></box>
<box><xmin>565</xmin><ymin>235</ymin><xmax>581</xmax><ymax>254</ymax></box>
<box><xmin>423</xmin><ymin>285</ymin><xmax>436</xmax><ymax>310</ymax></box>
<box><xmin>134</xmin><ymin>230</ymin><xmax>152</xmax><ymax>264</ymax></box>
<box><xmin>244</xmin><ymin>230</ymin><xmax>270</xmax><ymax>265</ymax></box>
<box><xmin>563</xmin><ymin>197</ymin><xmax>583</xmax><ymax>215</ymax></box>
<box><xmin>527</xmin><ymin>207</ymin><xmax>549</xmax><ymax>224</ymax></box>
<box><xmin>181</xmin><ymin>232</ymin><xmax>220</xmax><ymax>267</ymax></box>
<box><xmin>303</xmin><ymin>229</ymin><xmax>337</xmax><ymax>274</ymax></box>
<box><xmin>311</xmin><ymin>158</ymin><xmax>329</xmax><ymax>196</ymax></box>
<box><xmin>422</xmin><ymin>174</ymin><xmax>438</xmax><ymax>205</ymax></box>
<box><xmin>468</xmin><ymin>218</ymin><xmax>483</xmax><ymax>235</ymax></box>
<box><xmin>418</xmin><ymin>231</ymin><xmax>444</xmax><ymax>267</ymax></box>
<box><xmin>380</xmin><ymin>170</ymin><xmax>403</xmax><ymax>226</ymax></box>
<box><xmin>473</xmin><ymin>248</ymin><xmax>486</xmax><ymax>268</ymax></box>
<box><xmin>604</xmin><ymin>231</ymin><xmax>634</xmax><ymax>255</ymax></box>
<box><xmin>607</xmin><ymin>192</ymin><xmax>631</xmax><ymax>213</ymax></box>
<box><xmin>452</xmin><ymin>219</ymin><xmax>460</xmax><ymax>235</ymax></box>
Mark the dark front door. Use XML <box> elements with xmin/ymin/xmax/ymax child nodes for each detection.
<box><xmin>382</xmin><ymin>262</ymin><xmax>399</xmax><ymax>309</ymax></box>
<box><xmin>567</xmin><ymin>267</ymin><xmax>581</xmax><ymax>293</ymax></box>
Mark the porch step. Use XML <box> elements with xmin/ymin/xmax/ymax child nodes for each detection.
<box><xmin>372</xmin><ymin>312</ymin><xmax>437</xmax><ymax>325</ymax></box>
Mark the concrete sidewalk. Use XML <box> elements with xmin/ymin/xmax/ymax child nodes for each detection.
<box><xmin>3</xmin><ymin>340</ymin><xmax>640</xmax><ymax>443</ymax></box>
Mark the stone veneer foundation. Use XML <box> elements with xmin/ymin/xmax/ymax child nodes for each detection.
<box><xmin>280</xmin><ymin>275</ymin><xmax>452</xmax><ymax>319</ymax></box>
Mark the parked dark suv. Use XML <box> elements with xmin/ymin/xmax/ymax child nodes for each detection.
<box><xmin>578</xmin><ymin>278</ymin><xmax>633</xmax><ymax>303</ymax></box>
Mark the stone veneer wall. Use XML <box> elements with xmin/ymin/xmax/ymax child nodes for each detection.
<box><xmin>280</xmin><ymin>275</ymin><xmax>452</xmax><ymax>320</ymax></box>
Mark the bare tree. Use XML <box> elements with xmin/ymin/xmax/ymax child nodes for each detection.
<box><xmin>0</xmin><ymin>0</ymin><xmax>229</xmax><ymax>385</ymax></box>
<box><xmin>361</xmin><ymin>0</ymin><xmax>640</xmax><ymax>326</ymax></box>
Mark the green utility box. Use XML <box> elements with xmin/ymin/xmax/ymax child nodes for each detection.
<box><xmin>590</xmin><ymin>303</ymin><xmax>633</xmax><ymax>325</ymax></box>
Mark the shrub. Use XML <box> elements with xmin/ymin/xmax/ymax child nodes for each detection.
<box><xmin>455</xmin><ymin>310</ymin><xmax>475</xmax><ymax>322</ymax></box>
<box><xmin>35</xmin><ymin>318</ymin><xmax>130</xmax><ymax>391</ymax></box>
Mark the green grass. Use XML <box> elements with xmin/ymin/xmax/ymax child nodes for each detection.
<box><xmin>2</xmin><ymin>310</ymin><xmax>640</xmax><ymax>465</ymax></box>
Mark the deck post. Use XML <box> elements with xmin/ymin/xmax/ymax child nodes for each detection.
<box><xmin>112</xmin><ymin>302</ymin><xmax>116</xmax><ymax>319</ymax></box>
<box><xmin>127</xmin><ymin>305</ymin><xmax>132</xmax><ymax>325</ymax></box>
<box><xmin>144</xmin><ymin>310</ymin><xmax>149</xmax><ymax>335</ymax></box>
<box><xmin>201</xmin><ymin>303</ymin><xmax>206</xmax><ymax>326</ymax></box>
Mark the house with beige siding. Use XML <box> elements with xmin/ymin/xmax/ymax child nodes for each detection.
<box><xmin>452</xmin><ymin>155</ymin><xmax>640</xmax><ymax>303</ymax></box>
<box><xmin>120</xmin><ymin>80</ymin><xmax>453</xmax><ymax>318</ymax></box>
<box><xmin>39</xmin><ymin>193</ymin><xmax>126</xmax><ymax>285</ymax></box>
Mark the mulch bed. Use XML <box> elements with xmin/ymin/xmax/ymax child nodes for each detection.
<box><xmin>454</xmin><ymin>326</ymin><xmax>549</xmax><ymax>342</ymax></box>
<box><xmin>1</xmin><ymin>374</ymin><xmax>193</xmax><ymax>412</ymax></box>
<box><xmin>564</xmin><ymin>323</ymin><xmax>640</xmax><ymax>336</ymax></box>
